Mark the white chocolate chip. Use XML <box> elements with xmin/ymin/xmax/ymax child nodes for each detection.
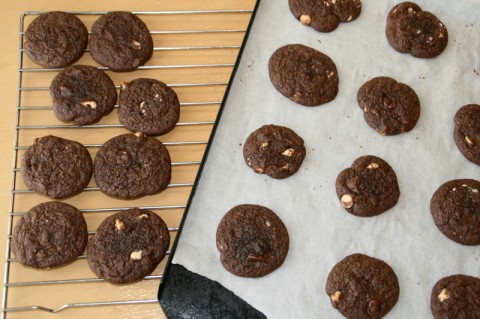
<box><xmin>266</xmin><ymin>221</ymin><xmax>271</xmax><ymax>227</ymax></box>
<box><xmin>130</xmin><ymin>250</ymin><xmax>143</xmax><ymax>260</ymax></box>
<box><xmin>439</xmin><ymin>33</ymin><xmax>444</xmax><ymax>39</ymax></box>
<box><xmin>416</xmin><ymin>30</ymin><xmax>422</xmax><ymax>34</ymax></box>
<box><xmin>254</xmin><ymin>167</ymin><xmax>264</xmax><ymax>174</ymax></box>
<box><xmin>367</xmin><ymin>163</ymin><xmax>379</xmax><ymax>169</ymax></box>
<box><xmin>327</xmin><ymin>71</ymin><xmax>335</xmax><ymax>79</ymax></box>
<box><xmin>363</xmin><ymin>107</ymin><xmax>369</xmax><ymax>113</ymax></box>
<box><xmin>282</xmin><ymin>148</ymin><xmax>294</xmax><ymax>157</ymax></box>
<box><xmin>347</xmin><ymin>15</ymin><xmax>353</xmax><ymax>22</ymax></box>
<box><xmin>115</xmin><ymin>219</ymin><xmax>126</xmax><ymax>231</ymax></box>
<box><xmin>80</xmin><ymin>101</ymin><xmax>97</xmax><ymax>109</ymax></box>
<box><xmin>341</xmin><ymin>194</ymin><xmax>353</xmax><ymax>208</ymax></box>
<box><xmin>300</xmin><ymin>14</ymin><xmax>311</xmax><ymax>26</ymax></box>
<box><xmin>331</xmin><ymin>0</ymin><xmax>336</xmax><ymax>3</ymax></box>
<box><xmin>140</xmin><ymin>101</ymin><xmax>146</xmax><ymax>108</ymax></box>
<box><xmin>131</xmin><ymin>40</ymin><xmax>141</xmax><ymax>49</ymax></box>
<box><xmin>135</xmin><ymin>132</ymin><xmax>145</xmax><ymax>138</ymax></box>
<box><xmin>465</xmin><ymin>136</ymin><xmax>474</xmax><ymax>146</ymax></box>
<box><xmin>331</xmin><ymin>291</ymin><xmax>341</xmax><ymax>306</ymax></box>
<box><xmin>438</xmin><ymin>288</ymin><xmax>450</xmax><ymax>302</ymax></box>
<box><xmin>282</xmin><ymin>163</ymin><xmax>290</xmax><ymax>170</ymax></box>
<box><xmin>137</xmin><ymin>214</ymin><xmax>149</xmax><ymax>219</ymax></box>
<box><xmin>261</xmin><ymin>142</ymin><xmax>269</xmax><ymax>148</ymax></box>
<box><xmin>154</xmin><ymin>93</ymin><xmax>160</xmax><ymax>99</ymax></box>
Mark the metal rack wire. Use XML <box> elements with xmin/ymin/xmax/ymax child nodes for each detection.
<box><xmin>2</xmin><ymin>9</ymin><xmax>253</xmax><ymax>318</ymax></box>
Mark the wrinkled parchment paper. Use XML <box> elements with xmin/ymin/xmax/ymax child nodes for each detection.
<box><xmin>172</xmin><ymin>0</ymin><xmax>480</xmax><ymax>317</ymax></box>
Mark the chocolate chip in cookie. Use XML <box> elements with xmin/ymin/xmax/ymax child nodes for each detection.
<box><xmin>243</xmin><ymin>124</ymin><xmax>306</xmax><ymax>179</ymax></box>
<box><xmin>357</xmin><ymin>76</ymin><xmax>420</xmax><ymax>136</ymax></box>
<box><xmin>386</xmin><ymin>2</ymin><xmax>448</xmax><ymax>58</ymax></box>
<box><xmin>289</xmin><ymin>0</ymin><xmax>362</xmax><ymax>32</ymax></box>
<box><xmin>335</xmin><ymin>155</ymin><xmax>400</xmax><ymax>217</ymax></box>
<box><xmin>269</xmin><ymin>44</ymin><xmax>338</xmax><ymax>106</ymax></box>
<box><xmin>216</xmin><ymin>204</ymin><xmax>289</xmax><ymax>278</ymax></box>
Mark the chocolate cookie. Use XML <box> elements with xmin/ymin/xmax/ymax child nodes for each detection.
<box><xmin>326</xmin><ymin>253</ymin><xmax>399</xmax><ymax>319</ymax></box>
<box><xmin>94</xmin><ymin>132</ymin><xmax>171</xmax><ymax>199</ymax></box>
<box><xmin>431</xmin><ymin>274</ymin><xmax>480</xmax><ymax>319</ymax></box>
<box><xmin>118</xmin><ymin>79</ymin><xmax>180</xmax><ymax>136</ymax></box>
<box><xmin>268</xmin><ymin>44</ymin><xmax>338</xmax><ymax>106</ymax></box>
<box><xmin>243</xmin><ymin>124</ymin><xmax>306</xmax><ymax>179</ymax></box>
<box><xmin>21</xmin><ymin>135</ymin><xmax>93</xmax><ymax>199</ymax></box>
<box><xmin>454</xmin><ymin>104</ymin><xmax>480</xmax><ymax>166</ymax></box>
<box><xmin>90</xmin><ymin>12</ymin><xmax>153</xmax><ymax>72</ymax></box>
<box><xmin>289</xmin><ymin>0</ymin><xmax>362</xmax><ymax>32</ymax></box>
<box><xmin>386</xmin><ymin>2</ymin><xmax>448</xmax><ymax>58</ymax></box>
<box><xmin>357</xmin><ymin>76</ymin><xmax>420</xmax><ymax>135</ymax></box>
<box><xmin>87</xmin><ymin>208</ymin><xmax>170</xmax><ymax>284</ymax></box>
<box><xmin>336</xmin><ymin>155</ymin><xmax>400</xmax><ymax>217</ymax></box>
<box><xmin>50</xmin><ymin>65</ymin><xmax>117</xmax><ymax>126</ymax></box>
<box><xmin>11</xmin><ymin>201</ymin><xmax>87</xmax><ymax>269</ymax></box>
<box><xmin>430</xmin><ymin>179</ymin><xmax>480</xmax><ymax>246</ymax></box>
<box><xmin>24</xmin><ymin>12</ymin><xmax>88</xmax><ymax>68</ymax></box>
<box><xmin>216</xmin><ymin>204</ymin><xmax>289</xmax><ymax>278</ymax></box>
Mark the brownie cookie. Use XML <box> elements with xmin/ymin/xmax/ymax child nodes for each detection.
<box><xmin>94</xmin><ymin>132</ymin><xmax>171</xmax><ymax>199</ymax></box>
<box><xmin>50</xmin><ymin>65</ymin><xmax>117</xmax><ymax>126</ymax></box>
<box><xmin>269</xmin><ymin>44</ymin><xmax>338</xmax><ymax>106</ymax></box>
<box><xmin>357</xmin><ymin>76</ymin><xmax>420</xmax><ymax>135</ymax></box>
<box><xmin>216</xmin><ymin>204</ymin><xmax>289</xmax><ymax>278</ymax></box>
<box><xmin>90</xmin><ymin>12</ymin><xmax>153</xmax><ymax>72</ymax></box>
<box><xmin>11</xmin><ymin>201</ymin><xmax>87</xmax><ymax>269</ymax></box>
<box><xmin>243</xmin><ymin>124</ymin><xmax>306</xmax><ymax>179</ymax></box>
<box><xmin>289</xmin><ymin>0</ymin><xmax>362</xmax><ymax>32</ymax></box>
<box><xmin>24</xmin><ymin>12</ymin><xmax>88</xmax><ymax>68</ymax></box>
<box><xmin>431</xmin><ymin>274</ymin><xmax>480</xmax><ymax>319</ymax></box>
<box><xmin>454</xmin><ymin>104</ymin><xmax>480</xmax><ymax>166</ymax></box>
<box><xmin>326</xmin><ymin>253</ymin><xmax>399</xmax><ymax>319</ymax></box>
<box><xmin>430</xmin><ymin>179</ymin><xmax>480</xmax><ymax>246</ymax></box>
<box><xmin>386</xmin><ymin>2</ymin><xmax>448</xmax><ymax>58</ymax></box>
<box><xmin>87</xmin><ymin>208</ymin><xmax>170</xmax><ymax>284</ymax></box>
<box><xmin>336</xmin><ymin>155</ymin><xmax>400</xmax><ymax>217</ymax></box>
<box><xmin>21</xmin><ymin>135</ymin><xmax>93</xmax><ymax>199</ymax></box>
<box><xmin>118</xmin><ymin>79</ymin><xmax>180</xmax><ymax>136</ymax></box>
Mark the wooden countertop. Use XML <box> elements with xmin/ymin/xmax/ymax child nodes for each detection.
<box><xmin>0</xmin><ymin>1</ymin><xmax>256</xmax><ymax>318</ymax></box>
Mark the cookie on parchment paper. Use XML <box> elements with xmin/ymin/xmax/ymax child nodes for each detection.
<box><xmin>243</xmin><ymin>124</ymin><xmax>306</xmax><ymax>179</ymax></box>
<box><xmin>357</xmin><ymin>76</ymin><xmax>420</xmax><ymax>136</ymax></box>
<box><xmin>24</xmin><ymin>11</ymin><xmax>88</xmax><ymax>68</ymax></box>
<box><xmin>87</xmin><ymin>208</ymin><xmax>170</xmax><ymax>284</ymax></box>
<box><xmin>430</xmin><ymin>179</ymin><xmax>480</xmax><ymax>246</ymax></box>
<box><xmin>268</xmin><ymin>44</ymin><xmax>338</xmax><ymax>106</ymax></box>
<box><xmin>90</xmin><ymin>11</ymin><xmax>153</xmax><ymax>72</ymax></box>
<box><xmin>335</xmin><ymin>155</ymin><xmax>400</xmax><ymax>217</ymax></box>
<box><xmin>12</xmin><ymin>201</ymin><xmax>87</xmax><ymax>269</ymax></box>
<box><xmin>216</xmin><ymin>204</ymin><xmax>289</xmax><ymax>278</ymax></box>
<box><xmin>386</xmin><ymin>2</ymin><xmax>448</xmax><ymax>58</ymax></box>
<box><xmin>326</xmin><ymin>253</ymin><xmax>400</xmax><ymax>319</ymax></box>
<box><xmin>289</xmin><ymin>0</ymin><xmax>362</xmax><ymax>32</ymax></box>
<box><xmin>454</xmin><ymin>104</ymin><xmax>480</xmax><ymax>166</ymax></box>
<box><xmin>430</xmin><ymin>274</ymin><xmax>480</xmax><ymax>319</ymax></box>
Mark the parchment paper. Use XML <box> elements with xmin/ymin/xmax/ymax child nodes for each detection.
<box><xmin>172</xmin><ymin>0</ymin><xmax>480</xmax><ymax>317</ymax></box>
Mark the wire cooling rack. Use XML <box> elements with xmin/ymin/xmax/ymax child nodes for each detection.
<box><xmin>2</xmin><ymin>8</ymin><xmax>254</xmax><ymax>318</ymax></box>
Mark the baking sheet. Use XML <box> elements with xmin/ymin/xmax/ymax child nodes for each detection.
<box><xmin>171</xmin><ymin>0</ymin><xmax>480</xmax><ymax>317</ymax></box>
